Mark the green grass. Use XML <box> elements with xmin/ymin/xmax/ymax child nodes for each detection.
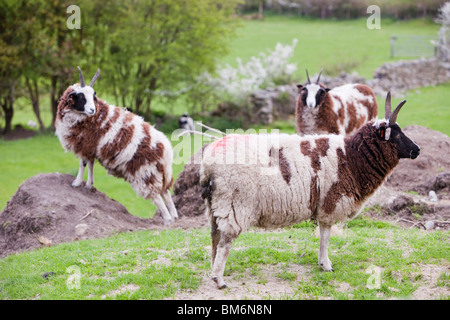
<box><xmin>224</xmin><ymin>15</ymin><xmax>440</xmax><ymax>80</ymax></box>
<box><xmin>0</xmin><ymin>219</ymin><xmax>448</xmax><ymax>300</ymax></box>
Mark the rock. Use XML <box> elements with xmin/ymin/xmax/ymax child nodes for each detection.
<box><xmin>424</xmin><ymin>221</ymin><xmax>435</xmax><ymax>230</ymax></box>
<box><xmin>390</xmin><ymin>195</ymin><xmax>415</xmax><ymax>211</ymax></box>
<box><xmin>428</xmin><ymin>190</ymin><xmax>438</xmax><ymax>202</ymax></box>
<box><xmin>433</xmin><ymin>172</ymin><xmax>450</xmax><ymax>190</ymax></box>
<box><xmin>75</xmin><ymin>223</ymin><xmax>89</xmax><ymax>236</ymax></box>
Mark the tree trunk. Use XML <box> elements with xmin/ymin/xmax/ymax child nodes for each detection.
<box><xmin>25</xmin><ymin>77</ymin><xmax>45</xmax><ymax>130</ymax></box>
<box><xmin>1</xmin><ymin>97</ymin><xmax>14</xmax><ymax>134</ymax></box>
<box><xmin>258</xmin><ymin>1</ymin><xmax>263</xmax><ymax>19</ymax></box>
<box><xmin>50</xmin><ymin>75</ymin><xmax>60</xmax><ymax>129</ymax></box>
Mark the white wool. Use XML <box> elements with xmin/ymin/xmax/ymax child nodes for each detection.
<box><xmin>201</xmin><ymin>133</ymin><xmax>357</xmax><ymax>235</ymax></box>
<box><xmin>329</xmin><ymin>84</ymin><xmax>373</xmax><ymax>136</ymax></box>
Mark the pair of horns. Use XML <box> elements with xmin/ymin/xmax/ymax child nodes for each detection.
<box><xmin>385</xmin><ymin>91</ymin><xmax>406</xmax><ymax>124</ymax></box>
<box><xmin>305</xmin><ymin>69</ymin><xmax>323</xmax><ymax>85</ymax></box>
<box><xmin>78</xmin><ymin>66</ymin><xmax>100</xmax><ymax>88</ymax></box>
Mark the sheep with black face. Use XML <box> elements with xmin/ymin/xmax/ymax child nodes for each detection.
<box><xmin>200</xmin><ymin>92</ymin><xmax>419</xmax><ymax>289</ymax></box>
<box><xmin>296</xmin><ymin>69</ymin><xmax>378</xmax><ymax>136</ymax></box>
<box><xmin>55</xmin><ymin>67</ymin><xmax>178</xmax><ymax>225</ymax></box>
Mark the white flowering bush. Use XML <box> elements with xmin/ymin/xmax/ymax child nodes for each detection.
<box><xmin>199</xmin><ymin>39</ymin><xmax>298</xmax><ymax>106</ymax></box>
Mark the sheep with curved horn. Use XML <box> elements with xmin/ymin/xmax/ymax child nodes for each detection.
<box><xmin>55</xmin><ymin>67</ymin><xmax>178</xmax><ymax>225</ymax></box>
<box><xmin>296</xmin><ymin>69</ymin><xmax>378</xmax><ymax>136</ymax></box>
<box><xmin>200</xmin><ymin>91</ymin><xmax>420</xmax><ymax>289</ymax></box>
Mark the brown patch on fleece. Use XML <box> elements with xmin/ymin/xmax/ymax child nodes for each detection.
<box><xmin>99</xmin><ymin>124</ymin><xmax>135</xmax><ymax>164</ymax></box>
<box><xmin>300</xmin><ymin>137</ymin><xmax>330</xmax><ymax>173</ymax></box>
<box><xmin>126</xmin><ymin>123</ymin><xmax>165</xmax><ymax>177</ymax></box>
<box><xmin>309</xmin><ymin>175</ymin><xmax>320</xmax><ymax>217</ymax></box>
<box><xmin>295</xmin><ymin>96</ymin><xmax>305</xmax><ymax>134</ymax></box>
<box><xmin>322</xmin><ymin>123</ymin><xmax>399</xmax><ymax>214</ymax></box>
<box><xmin>278</xmin><ymin>148</ymin><xmax>291</xmax><ymax>185</ymax></box>
<box><xmin>61</xmin><ymin>99</ymin><xmax>112</xmax><ymax>161</ymax></box>
<box><xmin>345</xmin><ymin>102</ymin><xmax>367</xmax><ymax>135</ymax></box>
<box><xmin>269</xmin><ymin>147</ymin><xmax>291</xmax><ymax>185</ymax></box>
<box><xmin>321</xmin><ymin>148</ymin><xmax>358</xmax><ymax>214</ymax></box>
<box><xmin>316</xmin><ymin>94</ymin><xmax>340</xmax><ymax>134</ymax></box>
<box><xmin>354</xmin><ymin>84</ymin><xmax>378</xmax><ymax>120</ymax></box>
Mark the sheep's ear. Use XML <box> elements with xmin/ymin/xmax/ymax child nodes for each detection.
<box><xmin>325</xmin><ymin>88</ymin><xmax>331</xmax><ymax>92</ymax></box>
<box><xmin>297</xmin><ymin>84</ymin><xmax>303</xmax><ymax>89</ymax></box>
<box><xmin>376</xmin><ymin>126</ymin><xmax>391</xmax><ymax>141</ymax></box>
<box><xmin>376</xmin><ymin>126</ymin><xmax>386</xmax><ymax>140</ymax></box>
<box><xmin>385</xmin><ymin>127</ymin><xmax>391</xmax><ymax>140</ymax></box>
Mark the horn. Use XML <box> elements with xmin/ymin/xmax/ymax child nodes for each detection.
<box><xmin>384</xmin><ymin>91</ymin><xmax>392</xmax><ymax>120</ymax></box>
<box><xmin>389</xmin><ymin>99</ymin><xmax>407</xmax><ymax>124</ymax></box>
<box><xmin>89</xmin><ymin>68</ymin><xmax>101</xmax><ymax>87</ymax></box>
<box><xmin>316</xmin><ymin>69</ymin><xmax>323</xmax><ymax>84</ymax></box>
<box><xmin>77</xmin><ymin>66</ymin><xmax>85</xmax><ymax>87</ymax></box>
<box><xmin>306</xmin><ymin>69</ymin><xmax>311</xmax><ymax>84</ymax></box>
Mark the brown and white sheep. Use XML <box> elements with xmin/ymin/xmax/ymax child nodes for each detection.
<box><xmin>55</xmin><ymin>67</ymin><xmax>178</xmax><ymax>224</ymax></box>
<box><xmin>296</xmin><ymin>70</ymin><xmax>378</xmax><ymax>136</ymax></box>
<box><xmin>200</xmin><ymin>92</ymin><xmax>420</xmax><ymax>288</ymax></box>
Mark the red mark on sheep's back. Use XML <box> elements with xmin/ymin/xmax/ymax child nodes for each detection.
<box><xmin>213</xmin><ymin>135</ymin><xmax>250</xmax><ymax>151</ymax></box>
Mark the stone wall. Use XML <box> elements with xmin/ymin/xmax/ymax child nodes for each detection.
<box><xmin>367</xmin><ymin>58</ymin><xmax>450</xmax><ymax>97</ymax></box>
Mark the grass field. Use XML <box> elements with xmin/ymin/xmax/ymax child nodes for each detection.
<box><xmin>223</xmin><ymin>15</ymin><xmax>441</xmax><ymax>79</ymax></box>
<box><xmin>1</xmin><ymin>16</ymin><xmax>449</xmax><ymax>300</ymax></box>
<box><xmin>1</xmin><ymin>219</ymin><xmax>448</xmax><ymax>300</ymax></box>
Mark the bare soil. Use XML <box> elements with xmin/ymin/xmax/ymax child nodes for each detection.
<box><xmin>0</xmin><ymin>125</ymin><xmax>449</xmax><ymax>299</ymax></box>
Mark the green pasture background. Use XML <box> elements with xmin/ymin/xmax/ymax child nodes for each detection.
<box><xmin>2</xmin><ymin>16</ymin><xmax>449</xmax><ymax>216</ymax></box>
<box><xmin>1</xmin><ymin>15</ymin><xmax>449</xmax><ymax>301</ymax></box>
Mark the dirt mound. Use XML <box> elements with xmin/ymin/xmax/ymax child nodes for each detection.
<box><xmin>0</xmin><ymin>173</ymin><xmax>207</xmax><ymax>257</ymax></box>
<box><xmin>173</xmin><ymin>144</ymin><xmax>209</xmax><ymax>218</ymax></box>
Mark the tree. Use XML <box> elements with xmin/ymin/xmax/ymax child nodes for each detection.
<box><xmin>102</xmin><ymin>0</ymin><xmax>241</xmax><ymax>117</ymax></box>
<box><xmin>0</xmin><ymin>0</ymin><xmax>25</xmax><ymax>133</ymax></box>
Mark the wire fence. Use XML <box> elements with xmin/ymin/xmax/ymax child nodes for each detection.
<box><xmin>390</xmin><ymin>35</ymin><xmax>439</xmax><ymax>58</ymax></box>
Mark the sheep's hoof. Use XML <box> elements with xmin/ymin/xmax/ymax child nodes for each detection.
<box><xmin>85</xmin><ymin>184</ymin><xmax>93</xmax><ymax>190</ymax></box>
<box><xmin>212</xmin><ymin>276</ymin><xmax>227</xmax><ymax>289</ymax></box>
<box><xmin>163</xmin><ymin>219</ymin><xmax>173</xmax><ymax>226</ymax></box>
<box><xmin>71</xmin><ymin>180</ymin><xmax>83</xmax><ymax>188</ymax></box>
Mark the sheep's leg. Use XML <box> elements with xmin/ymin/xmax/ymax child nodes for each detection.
<box><xmin>85</xmin><ymin>160</ymin><xmax>94</xmax><ymax>189</ymax></box>
<box><xmin>72</xmin><ymin>159</ymin><xmax>87</xmax><ymax>187</ymax></box>
<box><xmin>318</xmin><ymin>222</ymin><xmax>334</xmax><ymax>272</ymax></box>
<box><xmin>153</xmin><ymin>194</ymin><xmax>173</xmax><ymax>225</ymax></box>
<box><xmin>210</xmin><ymin>216</ymin><xmax>220</xmax><ymax>268</ymax></box>
<box><xmin>211</xmin><ymin>232</ymin><xmax>234</xmax><ymax>289</ymax></box>
<box><xmin>161</xmin><ymin>190</ymin><xmax>178</xmax><ymax>219</ymax></box>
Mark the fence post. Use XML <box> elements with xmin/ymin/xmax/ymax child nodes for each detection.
<box><xmin>390</xmin><ymin>36</ymin><xmax>396</xmax><ymax>57</ymax></box>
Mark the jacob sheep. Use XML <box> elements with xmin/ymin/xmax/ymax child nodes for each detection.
<box><xmin>55</xmin><ymin>67</ymin><xmax>178</xmax><ymax>225</ymax></box>
<box><xmin>200</xmin><ymin>92</ymin><xmax>420</xmax><ymax>289</ymax></box>
<box><xmin>296</xmin><ymin>69</ymin><xmax>378</xmax><ymax>136</ymax></box>
<box><xmin>179</xmin><ymin>113</ymin><xmax>195</xmax><ymax>132</ymax></box>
